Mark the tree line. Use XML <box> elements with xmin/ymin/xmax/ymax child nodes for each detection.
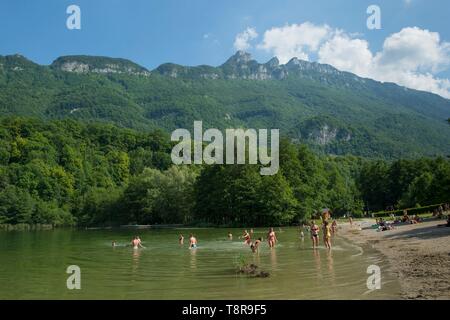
<box><xmin>0</xmin><ymin>117</ymin><xmax>448</xmax><ymax>227</ymax></box>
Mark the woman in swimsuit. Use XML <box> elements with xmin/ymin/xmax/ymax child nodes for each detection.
<box><xmin>267</xmin><ymin>228</ymin><xmax>277</xmax><ymax>248</ymax></box>
<box><xmin>242</xmin><ymin>230</ymin><xmax>251</xmax><ymax>245</ymax></box>
<box><xmin>322</xmin><ymin>221</ymin><xmax>332</xmax><ymax>250</ymax></box>
<box><xmin>310</xmin><ymin>221</ymin><xmax>319</xmax><ymax>249</ymax></box>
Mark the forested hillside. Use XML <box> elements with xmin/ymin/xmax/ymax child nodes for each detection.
<box><xmin>1</xmin><ymin>117</ymin><xmax>448</xmax><ymax>227</ymax></box>
<box><xmin>1</xmin><ymin>52</ymin><xmax>450</xmax><ymax>159</ymax></box>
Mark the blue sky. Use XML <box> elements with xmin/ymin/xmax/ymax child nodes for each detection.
<box><xmin>1</xmin><ymin>0</ymin><xmax>450</xmax><ymax>97</ymax></box>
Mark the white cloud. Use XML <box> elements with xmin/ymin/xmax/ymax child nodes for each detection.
<box><xmin>257</xmin><ymin>22</ymin><xmax>331</xmax><ymax>63</ymax></box>
<box><xmin>251</xmin><ymin>22</ymin><xmax>450</xmax><ymax>98</ymax></box>
<box><xmin>233</xmin><ymin>27</ymin><xmax>258</xmax><ymax>51</ymax></box>
<box><xmin>318</xmin><ymin>32</ymin><xmax>373</xmax><ymax>78</ymax></box>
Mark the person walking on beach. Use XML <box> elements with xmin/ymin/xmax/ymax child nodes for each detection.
<box><xmin>310</xmin><ymin>221</ymin><xmax>319</xmax><ymax>249</ymax></box>
<box><xmin>189</xmin><ymin>234</ymin><xmax>197</xmax><ymax>249</ymax></box>
<box><xmin>267</xmin><ymin>227</ymin><xmax>277</xmax><ymax>248</ymax></box>
<box><xmin>322</xmin><ymin>221</ymin><xmax>332</xmax><ymax>250</ymax></box>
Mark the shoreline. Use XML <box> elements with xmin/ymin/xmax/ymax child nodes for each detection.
<box><xmin>339</xmin><ymin>219</ymin><xmax>450</xmax><ymax>300</ymax></box>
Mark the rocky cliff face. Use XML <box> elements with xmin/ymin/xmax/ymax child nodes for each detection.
<box><xmin>153</xmin><ymin>50</ymin><xmax>360</xmax><ymax>85</ymax></box>
<box><xmin>51</xmin><ymin>56</ymin><xmax>151</xmax><ymax>76</ymax></box>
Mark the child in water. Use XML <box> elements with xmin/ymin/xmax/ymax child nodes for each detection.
<box><xmin>189</xmin><ymin>234</ymin><xmax>197</xmax><ymax>249</ymax></box>
<box><xmin>228</xmin><ymin>232</ymin><xmax>233</xmax><ymax>240</ymax></box>
<box><xmin>267</xmin><ymin>227</ymin><xmax>277</xmax><ymax>248</ymax></box>
<box><xmin>179</xmin><ymin>234</ymin><xmax>184</xmax><ymax>245</ymax></box>
<box><xmin>250</xmin><ymin>238</ymin><xmax>262</xmax><ymax>253</ymax></box>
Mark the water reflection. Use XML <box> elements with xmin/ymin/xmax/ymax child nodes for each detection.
<box><xmin>313</xmin><ymin>249</ymin><xmax>322</xmax><ymax>280</ymax></box>
<box><xmin>132</xmin><ymin>248</ymin><xmax>141</xmax><ymax>273</ymax></box>
<box><xmin>269</xmin><ymin>248</ymin><xmax>277</xmax><ymax>269</ymax></box>
<box><xmin>326</xmin><ymin>250</ymin><xmax>335</xmax><ymax>286</ymax></box>
<box><xmin>190</xmin><ymin>248</ymin><xmax>197</xmax><ymax>270</ymax></box>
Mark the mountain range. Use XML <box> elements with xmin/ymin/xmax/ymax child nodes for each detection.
<box><xmin>1</xmin><ymin>51</ymin><xmax>450</xmax><ymax>158</ymax></box>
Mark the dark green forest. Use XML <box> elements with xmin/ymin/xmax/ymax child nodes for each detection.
<box><xmin>0</xmin><ymin>117</ymin><xmax>448</xmax><ymax>227</ymax></box>
<box><xmin>1</xmin><ymin>53</ymin><xmax>450</xmax><ymax>159</ymax></box>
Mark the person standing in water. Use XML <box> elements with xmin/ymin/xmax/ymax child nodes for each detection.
<box><xmin>267</xmin><ymin>227</ymin><xmax>277</xmax><ymax>248</ymax></box>
<box><xmin>242</xmin><ymin>230</ymin><xmax>251</xmax><ymax>245</ymax></box>
<box><xmin>251</xmin><ymin>238</ymin><xmax>262</xmax><ymax>253</ymax></box>
<box><xmin>131</xmin><ymin>236</ymin><xmax>145</xmax><ymax>249</ymax></box>
<box><xmin>310</xmin><ymin>221</ymin><xmax>319</xmax><ymax>249</ymax></box>
<box><xmin>227</xmin><ymin>232</ymin><xmax>233</xmax><ymax>240</ymax></box>
<box><xmin>322</xmin><ymin>220</ymin><xmax>332</xmax><ymax>250</ymax></box>
<box><xmin>179</xmin><ymin>234</ymin><xmax>184</xmax><ymax>245</ymax></box>
<box><xmin>331</xmin><ymin>220</ymin><xmax>337</xmax><ymax>234</ymax></box>
<box><xmin>189</xmin><ymin>234</ymin><xmax>198</xmax><ymax>249</ymax></box>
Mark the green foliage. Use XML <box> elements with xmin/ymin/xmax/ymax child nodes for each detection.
<box><xmin>1</xmin><ymin>53</ymin><xmax>450</xmax><ymax>158</ymax></box>
<box><xmin>0</xmin><ymin>116</ymin><xmax>448</xmax><ymax>227</ymax></box>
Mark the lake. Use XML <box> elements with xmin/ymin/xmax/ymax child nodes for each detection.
<box><xmin>0</xmin><ymin>227</ymin><xmax>400</xmax><ymax>299</ymax></box>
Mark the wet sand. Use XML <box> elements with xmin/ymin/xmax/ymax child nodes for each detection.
<box><xmin>340</xmin><ymin>219</ymin><xmax>450</xmax><ymax>300</ymax></box>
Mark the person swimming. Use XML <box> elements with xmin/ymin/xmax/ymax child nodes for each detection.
<box><xmin>250</xmin><ymin>238</ymin><xmax>262</xmax><ymax>253</ymax></box>
<box><xmin>179</xmin><ymin>234</ymin><xmax>184</xmax><ymax>245</ymax></box>
<box><xmin>189</xmin><ymin>234</ymin><xmax>198</xmax><ymax>249</ymax></box>
<box><xmin>267</xmin><ymin>227</ymin><xmax>277</xmax><ymax>248</ymax></box>
<box><xmin>131</xmin><ymin>236</ymin><xmax>145</xmax><ymax>249</ymax></box>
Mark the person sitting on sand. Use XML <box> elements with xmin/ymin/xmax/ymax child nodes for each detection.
<box><xmin>179</xmin><ymin>234</ymin><xmax>184</xmax><ymax>245</ymax></box>
<box><xmin>189</xmin><ymin>234</ymin><xmax>197</xmax><ymax>249</ymax></box>
<box><xmin>131</xmin><ymin>236</ymin><xmax>145</xmax><ymax>249</ymax></box>
<box><xmin>267</xmin><ymin>228</ymin><xmax>277</xmax><ymax>248</ymax></box>
<box><xmin>402</xmin><ymin>210</ymin><xmax>410</xmax><ymax>223</ymax></box>
<box><xmin>251</xmin><ymin>238</ymin><xmax>262</xmax><ymax>253</ymax></box>
<box><xmin>310</xmin><ymin>221</ymin><xmax>319</xmax><ymax>249</ymax></box>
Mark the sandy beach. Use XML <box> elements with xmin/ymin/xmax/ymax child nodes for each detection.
<box><xmin>340</xmin><ymin>219</ymin><xmax>450</xmax><ymax>300</ymax></box>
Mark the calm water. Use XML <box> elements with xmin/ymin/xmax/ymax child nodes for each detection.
<box><xmin>0</xmin><ymin>227</ymin><xmax>400</xmax><ymax>299</ymax></box>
